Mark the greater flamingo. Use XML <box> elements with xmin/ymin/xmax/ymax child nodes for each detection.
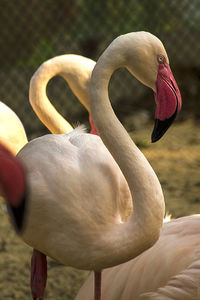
<box><xmin>74</xmin><ymin>34</ymin><xmax>200</xmax><ymax>300</ymax></box>
<box><xmin>0</xmin><ymin>31</ymin><xmax>181</xmax><ymax>300</ymax></box>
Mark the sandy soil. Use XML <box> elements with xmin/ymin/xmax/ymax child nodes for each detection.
<box><xmin>0</xmin><ymin>120</ymin><xmax>199</xmax><ymax>299</ymax></box>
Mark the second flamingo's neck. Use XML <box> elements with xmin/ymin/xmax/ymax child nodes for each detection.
<box><xmin>29</xmin><ymin>55</ymin><xmax>95</xmax><ymax>134</ymax></box>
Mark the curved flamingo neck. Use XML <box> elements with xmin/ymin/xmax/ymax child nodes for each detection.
<box><xmin>29</xmin><ymin>55</ymin><xmax>95</xmax><ymax>134</ymax></box>
<box><xmin>89</xmin><ymin>35</ymin><xmax>165</xmax><ymax>264</ymax></box>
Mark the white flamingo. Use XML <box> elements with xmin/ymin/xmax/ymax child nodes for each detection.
<box><xmin>74</xmin><ymin>33</ymin><xmax>200</xmax><ymax>300</ymax></box>
<box><xmin>0</xmin><ymin>31</ymin><xmax>181</xmax><ymax>300</ymax></box>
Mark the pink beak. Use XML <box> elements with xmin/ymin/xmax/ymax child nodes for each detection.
<box><xmin>152</xmin><ymin>63</ymin><xmax>182</xmax><ymax>142</ymax></box>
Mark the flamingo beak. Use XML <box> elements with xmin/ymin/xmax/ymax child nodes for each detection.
<box><xmin>151</xmin><ymin>63</ymin><xmax>182</xmax><ymax>142</ymax></box>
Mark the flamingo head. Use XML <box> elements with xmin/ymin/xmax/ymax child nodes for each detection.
<box><xmin>0</xmin><ymin>143</ymin><xmax>27</xmax><ymax>233</ymax></box>
<box><xmin>122</xmin><ymin>32</ymin><xmax>182</xmax><ymax>142</ymax></box>
<box><xmin>152</xmin><ymin>54</ymin><xmax>182</xmax><ymax>142</ymax></box>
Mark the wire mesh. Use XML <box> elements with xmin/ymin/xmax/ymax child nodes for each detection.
<box><xmin>0</xmin><ymin>0</ymin><xmax>199</xmax><ymax>138</ymax></box>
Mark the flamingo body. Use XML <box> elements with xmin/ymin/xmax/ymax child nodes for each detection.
<box><xmin>18</xmin><ymin>128</ymin><xmax>132</xmax><ymax>271</ymax></box>
<box><xmin>76</xmin><ymin>215</ymin><xmax>200</xmax><ymax>300</ymax></box>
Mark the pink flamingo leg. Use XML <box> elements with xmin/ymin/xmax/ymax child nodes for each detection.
<box><xmin>94</xmin><ymin>271</ymin><xmax>102</xmax><ymax>300</ymax></box>
<box><xmin>31</xmin><ymin>249</ymin><xmax>47</xmax><ymax>300</ymax></box>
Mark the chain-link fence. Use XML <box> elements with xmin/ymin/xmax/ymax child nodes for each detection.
<box><xmin>0</xmin><ymin>0</ymin><xmax>199</xmax><ymax>138</ymax></box>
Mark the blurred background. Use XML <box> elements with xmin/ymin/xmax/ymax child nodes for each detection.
<box><xmin>0</xmin><ymin>1</ymin><xmax>200</xmax><ymax>299</ymax></box>
<box><xmin>0</xmin><ymin>0</ymin><xmax>200</xmax><ymax>136</ymax></box>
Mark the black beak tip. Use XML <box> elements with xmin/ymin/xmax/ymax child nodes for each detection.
<box><xmin>151</xmin><ymin>126</ymin><xmax>165</xmax><ymax>143</ymax></box>
<box><xmin>151</xmin><ymin>133</ymin><xmax>161</xmax><ymax>143</ymax></box>
<box><xmin>151</xmin><ymin>107</ymin><xmax>178</xmax><ymax>143</ymax></box>
<box><xmin>152</xmin><ymin>100</ymin><xmax>179</xmax><ymax>143</ymax></box>
<box><xmin>151</xmin><ymin>118</ymin><xmax>173</xmax><ymax>143</ymax></box>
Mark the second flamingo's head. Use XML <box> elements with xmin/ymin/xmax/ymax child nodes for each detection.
<box><xmin>0</xmin><ymin>143</ymin><xmax>27</xmax><ymax>233</ymax></box>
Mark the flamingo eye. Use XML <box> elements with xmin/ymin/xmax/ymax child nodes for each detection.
<box><xmin>157</xmin><ymin>55</ymin><xmax>165</xmax><ymax>64</ymax></box>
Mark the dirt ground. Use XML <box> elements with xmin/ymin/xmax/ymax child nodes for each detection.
<box><xmin>0</xmin><ymin>120</ymin><xmax>199</xmax><ymax>300</ymax></box>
